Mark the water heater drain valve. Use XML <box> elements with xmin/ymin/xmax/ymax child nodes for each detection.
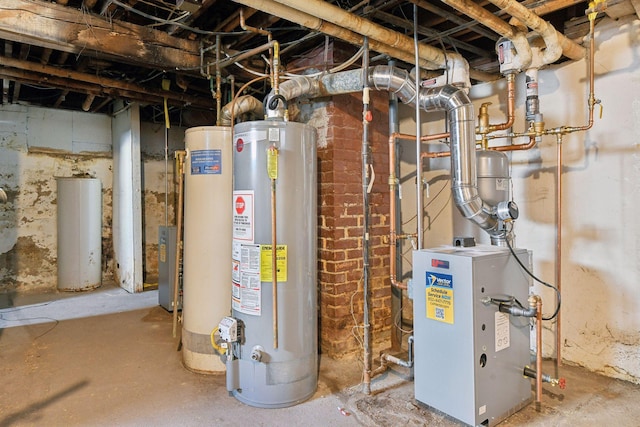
<box><xmin>218</xmin><ymin>317</ymin><xmax>238</xmax><ymax>343</ymax></box>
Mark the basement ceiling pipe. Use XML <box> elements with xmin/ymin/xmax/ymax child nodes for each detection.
<box><xmin>267</xmin><ymin>0</ymin><xmax>449</xmax><ymax>68</ymax></box>
<box><xmin>440</xmin><ymin>0</ymin><xmax>533</xmax><ymax>71</ymax></box>
<box><xmin>231</xmin><ymin>0</ymin><xmax>436</xmax><ymax>71</ymax></box>
<box><xmin>236</xmin><ymin>0</ymin><xmax>494</xmax><ymax>83</ymax></box>
<box><xmin>487</xmin><ymin>0</ymin><xmax>586</xmax><ymax>60</ymax></box>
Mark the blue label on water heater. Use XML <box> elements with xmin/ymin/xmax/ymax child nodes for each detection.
<box><xmin>191</xmin><ymin>149</ymin><xmax>222</xmax><ymax>175</ymax></box>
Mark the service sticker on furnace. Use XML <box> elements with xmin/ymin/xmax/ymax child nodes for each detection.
<box><xmin>425</xmin><ymin>271</ymin><xmax>454</xmax><ymax>324</ymax></box>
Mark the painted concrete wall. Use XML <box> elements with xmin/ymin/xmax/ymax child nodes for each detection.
<box><xmin>0</xmin><ymin>105</ymin><xmax>113</xmax><ymax>293</ymax></box>
<box><xmin>0</xmin><ymin>104</ymin><xmax>187</xmax><ymax>292</ymax></box>
<box><xmin>140</xmin><ymin>122</ymin><xmax>186</xmax><ymax>283</ymax></box>
<box><xmin>400</xmin><ymin>16</ymin><xmax>640</xmax><ymax>383</ymax></box>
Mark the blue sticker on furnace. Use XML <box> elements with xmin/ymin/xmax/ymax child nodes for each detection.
<box><xmin>426</xmin><ymin>271</ymin><xmax>453</xmax><ymax>289</ymax></box>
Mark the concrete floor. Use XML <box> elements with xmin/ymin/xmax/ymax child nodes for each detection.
<box><xmin>1</xmin><ymin>284</ymin><xmax>639</xmax><ymax>427</ymax></box>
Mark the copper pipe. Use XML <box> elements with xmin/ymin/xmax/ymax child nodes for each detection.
<box><xmin>388</xmin><ymin>133</ymin><xmax>408</xmax><ymax>290</ymax></box>
<box><xmin>491</xmin><ymin>135</ymin><xmax>536</xmax><ymax>152</ymax></box>
<box><xmin>488</xmin><ymin>73</ymin><xmax>516</xmax><ymax>132</ymax></box>
<box><xmin>172</xmin><ymin>151</ymin><xmax>186</xmax><ymax>338</ymax></box>
<box><xmin>556</xmin><ymin>134</ymin><xmax>563</xmax><ymax>371</ymax></box>
<box><xmin>215</xmin><ymin>35</ymin><xmax>222</xmax><ymax>125</ymax></box>
<box><xmin>269</xmin><ymin>146</ymin><xmax>279</xmax><ymax>350</ymax></box>
<box><xmin>421</xmin><ymin>150</ymin><xmax>451</xmax><ymax>159</ymax></box>
<box><xmin>388</xmin><ymin>132</ymin><xmax>449</xmax><ymax>290</ymax></box>
<box><xmin>536</xmin><ymin>295</ymin><xmax>543</xmax><ymax>406</ymax></box>
<box><xmin>240</xmin><ymin>7</ymin><xmax>271</xmax><ymax>38</ymax></box>
<box><xmin>558</xmin><ymin>18</ymin><xmax>598</xmax><ymax>134</ymax></box>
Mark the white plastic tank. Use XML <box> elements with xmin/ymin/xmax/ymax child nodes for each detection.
<box><xmin>226</xmin><ymin>118</ymin><xmax>317</xmax><ymax>408</ymax></box>
<box><xmin>56</xmin><ymin>177</ymin><xmax>102</xmax><ymax>291</ymax></box>
<box><xmin>182</xmin><ymin>126</ymin><xmax>232</xmax><ymax>373</ymax></box>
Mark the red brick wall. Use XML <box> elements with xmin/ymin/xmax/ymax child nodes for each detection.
<box><xmin>317</xmin><ymin>91</ymin><xmax>392</xmax><ymax>357</ymax></box>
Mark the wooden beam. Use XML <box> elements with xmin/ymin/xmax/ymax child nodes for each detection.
<box><xmin>0</xmin><ymin>0</ymin><xmax>207</xmax><ymax>72</ymax></box>
<box><xmin>0</xmin><ymin>56</ymin><xmax>213</xmax><ymax>108</ymax></box>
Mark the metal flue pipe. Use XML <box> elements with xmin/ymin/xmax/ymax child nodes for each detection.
<box><xmin>419</xmin><ymin>86</ymin><xmax>503</xmax><ymax>240</ymax></box>
<box><xmin>261</xmin><ymin>65</ymin><xmax>503</xmax><ymax>241</ymax></box>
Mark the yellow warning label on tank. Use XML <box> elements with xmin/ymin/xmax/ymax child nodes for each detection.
<box><xmin>260</xmin><ymin>244</ymin><xmax>287</xmax><ymax>282</ymax></box>
<box><xmin>425</xmin><ymin>271</ymin><xmax>454</xmax><ymax>324</ymax></box>
<box><xmin>160</xmin><ymin>244</ymin><xmax>166</xmax><ymax>263</ymax></box>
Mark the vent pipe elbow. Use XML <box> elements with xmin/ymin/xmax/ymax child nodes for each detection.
<box><xmin>369</xmin><ymin>66</ymin><xmax>417</xmax><ymax>105</ymax></box>
<box><xmin>264</xmin><ymin>76</ymin><xmax>321</xmax><ymax>119</ymax></box>
<box><xmin>220</xmin><ymin>95</ymin><xmax>264</xmax><ymax>126</ymax></box>
<box><xmin>419</xmin><ymin>85</ymin><xmax>501</xmax><ymax>237</ymax></box>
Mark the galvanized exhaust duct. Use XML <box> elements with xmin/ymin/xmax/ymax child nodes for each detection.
<box><xmin>261</xmin><ymin>65</ymin><xmax>505</xmax><ymax>240</ymax></box>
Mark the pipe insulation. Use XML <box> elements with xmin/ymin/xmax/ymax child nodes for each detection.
<box><xmin>440</xmin><ymin>0</ymin><xmax>533</xmax><ymax>71</ymax></box>
<box><xmin>231</xmin><ymin>0</ymin><xmax>436</xmax><ymax>71</ymax></box>
<box><xmin>486</xmin><ymin>0</ymin><xmax>585</xmax><ymax>60</ymax></box>
<box><xmin>231</xmin><ymin>0</ymin><xmax>497</xmax><ymax>82</ymax></box>
<box><xmin>220</xmin><ymin>95</ymin><xmax>264</xmax><ymax>126</ymax></box>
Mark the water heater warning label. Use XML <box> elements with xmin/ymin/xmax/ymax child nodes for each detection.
<box><xmin>232</xmin><ymin>243</ymin><xmax>262</xmax><ymax>316</ymax></box>
<box><xmin>425</xmin><ymin>271</ymin><xmax>454</xmax><ymax>324</ymax></box>
<box><xmin>260</xmin><ymin>245</ymin><xmax>287</xmax><ymax>282</ymax></box>
<box><xmin>233</xmin><ymin>191</ymin><xmax>254</xmax><ymax>242</ymax></box>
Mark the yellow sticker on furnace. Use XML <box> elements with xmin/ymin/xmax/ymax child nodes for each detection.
<box><xmin>260</xmin><ymin>244</ymin><xmax>288</xmax><ymax>282</ymax></box>
<box><xmin>425</xmin><ymin>271</ymin><xmax>454</xmax><ymax>324</ymax></box>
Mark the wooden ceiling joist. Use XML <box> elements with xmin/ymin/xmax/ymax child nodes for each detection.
<box><xmin>0</xmin><ymin>56</ymin><xmax>213</xmax><ymax>108</ymax></box>
<box><xmin>0</xmin><ymin>0</ymin><xmax>208</xmax><ymax>72</ymax></box>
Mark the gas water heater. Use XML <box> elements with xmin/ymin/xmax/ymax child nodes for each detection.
<box><xmin>182</xmin><ymin>126</ymin><xmax>232</xmax><ymax>373</ymax></box>
<box><xmin>222</xmin><ymin>118</ymin><xmax>318</xmax><ymax>408</ymax></box>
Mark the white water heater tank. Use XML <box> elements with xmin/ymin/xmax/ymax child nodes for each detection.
<box><xmin>182</xmin><ymin>126</ymin><xmax>232</xmax><ymax>373</ymax></box>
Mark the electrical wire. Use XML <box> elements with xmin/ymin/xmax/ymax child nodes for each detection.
<box><xmin>0</xmin><ymin>301</ymin><xmax>60</xmax><ymax>339</ymax></box>
<box><xmin>109</xmin><ymin>0</ymin><xmax>248</xmax><ymax>35</ymax></box>
<box><xmin>505</xmin><ymin>235</ymin><xmax>561</xmax><ymax>321</ymax></box>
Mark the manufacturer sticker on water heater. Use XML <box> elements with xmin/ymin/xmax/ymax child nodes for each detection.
<box><xmin>190</xmin><ymin>149</ymin><xmax>222</xmax><ymax>175</ymax></box>
<box><xmin>425</xmin><ymin>271</ymin><xmax>454</xmax><ymax>324</ymax></box>
<box><xmin>233</xmin><ymin>190</ymin><xmax>254</xmax><ymax>242</ymax></box>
